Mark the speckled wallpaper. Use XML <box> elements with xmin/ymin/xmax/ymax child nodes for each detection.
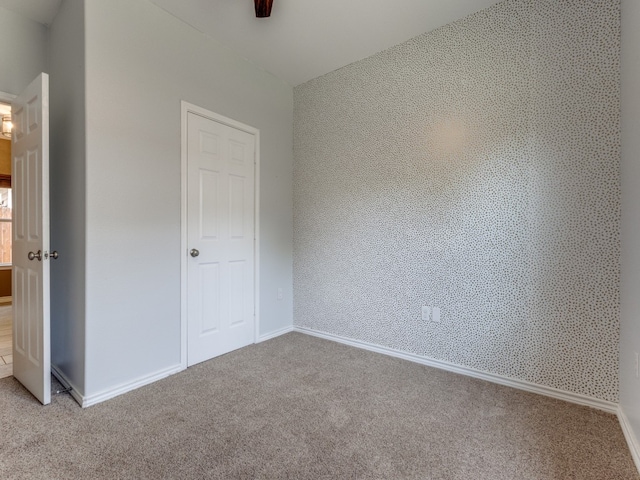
<box><xmin>293</xmin><ymin>0</ymin><xmax>621</xmax><ymax>402</ymax></box>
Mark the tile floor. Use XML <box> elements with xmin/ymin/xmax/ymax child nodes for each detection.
<box><xmin>0</xmin><ymin>304</ymin><xmax>12</xmax><ymax>379</ymax></box>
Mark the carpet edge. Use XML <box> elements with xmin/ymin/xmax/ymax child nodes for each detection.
<box><xmin>293</xmin><ymin>326</ymin><xmax>618</xmax><ymax>414</ymax></box>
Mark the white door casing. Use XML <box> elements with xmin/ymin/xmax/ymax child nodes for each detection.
<box><xmin>12</xmin><ymin>73</ymin><xmax>51</xmax><ymax>405</ymax></box>
<box><xmin>184</xmin><ymin>106</ymin><xmax>258</xmax><ymax>367</ymax></box>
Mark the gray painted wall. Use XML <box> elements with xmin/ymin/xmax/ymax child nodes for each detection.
<box><xmin>82</xmin><ymin>0</ymin><xmax>293</xmax><ymax>397</ymax></box>
<box><xmin>294</xmin><ymin>0</ymin><xmax>621</xmax><ymax>402</ymax></box>
<box><xmin>49</xmin><ymin>0</ymin><xmax>87</xmax><ymax>394</ymax></box>
<box><xmin>620</xmin><ymin>0</ymin><xmax>640</xmax><ymax>451</ymax></box>
<box><xmin>0</xmin><ymin>6</ymin><xmax>48</xmax><ymax>95</ymax></box>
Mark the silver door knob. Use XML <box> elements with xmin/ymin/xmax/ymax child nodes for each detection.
<box><xmin>28</xmin><ymin>250</ymin><xmax>42</xmax><ymax>261</ymax></box>
<box><xmin>190</xmin><ymin>249</ymin><xmax>200</xmax><ymax>258</ymax></box>
<box><xmin>50</xmin><ymin>251</ymin><xmax>59</xmax><ymax>259</ymax></box>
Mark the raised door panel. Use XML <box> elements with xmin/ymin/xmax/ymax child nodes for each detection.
<box><xmin>200</xmin><ymin>170</ymin><xmax>219</xmax><ymax>240</ymax></box>
<box><xmin>228</xmin><ymin>175</ymin><xmax>245</xmax><ymax>239</ymax></box>
<box><xmin>199</xmin><ymin>263</ymin><xmax>220</xmax><ymax>335</ymax></box>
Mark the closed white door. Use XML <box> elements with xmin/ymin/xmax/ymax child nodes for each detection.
<box><xmin>12</xmin><ymin>73</ymin><xmax>51</xmax><ymax>405</ymax></box>
<box><xmin>187</xmin><ymin>112</ymin><xmax>255</xmax><ymax>366</ymax></box>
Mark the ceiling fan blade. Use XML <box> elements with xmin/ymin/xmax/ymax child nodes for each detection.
<box><xmin>255</xmin><ymin>0</ymin><xmax>273</xmax><ymax>18</ymax></box>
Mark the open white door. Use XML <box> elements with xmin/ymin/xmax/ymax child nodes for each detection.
<box><xmin>11</xmin><ymin>73</ymin><xmax>51</xmax><ymax>405</ymax></box>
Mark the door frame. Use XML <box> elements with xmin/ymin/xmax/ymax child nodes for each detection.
<box><xmin>180</xmin><ymin>101</ymin><xmax>260</xmax><ymax>369</ymax></box>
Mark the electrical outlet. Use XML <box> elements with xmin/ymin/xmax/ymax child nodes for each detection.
<box><xmin>432</xmin><ymin>307</ymin><xmax>441</xmax><ymax>323</ymax></box>
<box><xmin>421</xmin><ymin>306</ymin><xmax>431</xmax><ymax>321</ymax></box>
<box><xmin>277</xmin><ymin>288</ymin><xmax>283</xmax><ymax>301</ymax></box>
<box><xmin>635</xmin><ymin>352</ymin><xmax>639</xmax><ymax>378</ymax></box>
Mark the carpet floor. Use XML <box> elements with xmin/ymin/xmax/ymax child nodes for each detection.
<box><xmin>0</xmin><ymin>332</ymin><xmax>637</xmax><ymax>479</ymax></box>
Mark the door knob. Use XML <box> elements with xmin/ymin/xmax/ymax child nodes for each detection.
<box><xmin>50</xmin><ymin>251</ymin><xmax>59</xmax><ymax>259</ymax></box>
<box><xmin>190</xmin><ymin>248</ymin><xmax>200</xmax><ymax>258</ymax></box>
<box><xmin>28</xmin><ymin>250</ymin><xmax>42</xmax><ymax>261</ymax></box>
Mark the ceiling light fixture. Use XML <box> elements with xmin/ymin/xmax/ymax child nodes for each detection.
<box><xmin>255</xmin><ymin>0</ymin><xmax>273</xmax><ymax>18</ymax></box>
<box><xmin>1</xmin><ymin>115</ymin><xmax>11</xmax><ymax>139</ymax></box>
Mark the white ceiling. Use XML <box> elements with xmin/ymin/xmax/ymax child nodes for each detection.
<box><xmin>149</xmin><ymin>0</ymin><xmax>502</xmax><ymax>86</ymax></box>
<box><xmin>1</xmin><ymin>0</ymin><xmax>502</xmax><ymax>86</ymax></box>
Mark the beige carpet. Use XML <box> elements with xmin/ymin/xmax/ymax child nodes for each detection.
<box><xmin>0</xmin><ymin>332</ymin><xmax>637</xmax><ymax>479</ymax></box>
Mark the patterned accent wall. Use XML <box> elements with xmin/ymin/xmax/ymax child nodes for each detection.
<box><xmin>293</xmin><ymin>0</ymin><xmax>621</xmax><ymax>402</ymax></box>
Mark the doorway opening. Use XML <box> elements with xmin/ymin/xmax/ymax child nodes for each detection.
<box><xmin>0</xmin><ymin>100</ymin><xmax>13</xmax><ymax>379</ymax></box>
<box><xmin>0</xmin><ymin>304</ymin><xmax>11</xmax><ymax>379</ymax></box>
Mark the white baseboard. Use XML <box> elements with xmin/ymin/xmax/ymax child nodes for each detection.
<box><xmin>81</xmin><ymin>364</ymin><xmax>184</xmax><ymax>408</ymax></box>
<box><xmin>293</xmin><ymin>326</ymin><xmax>618</xmax><ymax>414</ymax></box>
<box><xmin>53</xmin><ymin>324</ymin><xmax>294</xmax><ymax>408</ymax></box>
<box><xmin>619</xmin><ymin>407</ymin><xmax>640</xmax><ymax>473</ymax></box>
<box><xmin>256</xmin><ymin>325</ymin><xmax>294</xmax><ymax>343</ymax></box>
<box><xmin>51</xmin><ymin>364</ymin><xmax>84</xmax><ymax>407</ymax></box>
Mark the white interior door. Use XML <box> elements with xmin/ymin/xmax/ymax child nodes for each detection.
<box><xmin>12</xmin><ymin>73</ymin><xmax>50</xmax><ymax>405</ymax></box>
<box><xmin>187</xmin><ymin>112</ymin><xmax>255</xmax><ymax>366</ymax></box>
